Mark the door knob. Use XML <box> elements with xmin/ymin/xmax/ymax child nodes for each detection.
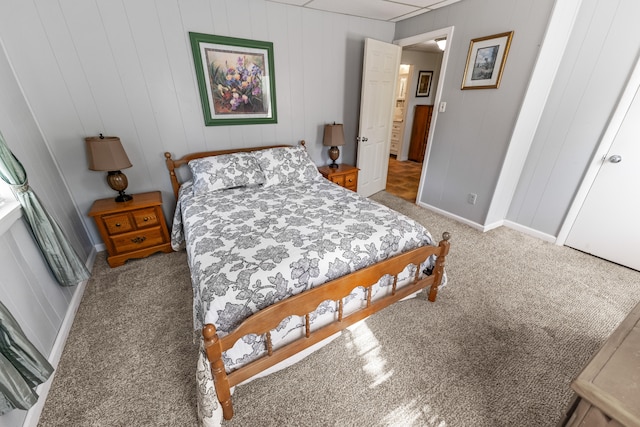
<box><xmin>356</xmin><ymin>137</ymin><xmax>368</xmax><ymax>142</ymax></box>
<box><xmin>608</xmin><ymin>154</ymin><xmax>622</xmax><ymax>163</ymax></box>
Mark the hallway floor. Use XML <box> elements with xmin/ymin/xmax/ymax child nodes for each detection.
<box><xmin>385</xmin><ymin>157</ymin><xmax>422</xmax><ymax>203</ymax></box>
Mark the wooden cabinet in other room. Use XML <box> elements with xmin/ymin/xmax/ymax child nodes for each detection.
<box><xmin>408</xmin><ymin>104</ymin><xmax>433</xmax><ymax>163</ymax></box>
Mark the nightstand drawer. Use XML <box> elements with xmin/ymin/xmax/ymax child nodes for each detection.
<box><xmin>318</xmin><ymin>164</ymin><xmax>359</xmax><ymax>193</ymax></box>
<box><xmin>110</xmin><ymin>227</ymin><xmax>166</xmax><ymax>254</ymax></box>
<box><xmin>344</xmin><ymin>172</ymin><xmax>357</xmax><ymax>190</ymax></box>
<box><xmin>103</xmin><ymin>213</ymin><xmax>134</xmax><ymax>235</ymax></box>
<box><xmin>330</xmin><ymin>176</ymin><xmax>344</xmax><ymax>185</ymax></box>
<box><xmin>132</xmin><ymin>208</ymin><xmax>159</xmax><ymax>228</ymax></box>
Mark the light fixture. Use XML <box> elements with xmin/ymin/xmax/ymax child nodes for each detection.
<box><xmin>323</xmin><ymin>123</ymin><xmax>345</xmax><ymax>169</ymax></box>
<box><xmin>85</xmin><ymin>134</ymin><xmax>133</xmax><ymax>202</ymax></box>
<box><xmin>435</xmin><ymin>38</ymin><xmax>447</xmax><ymax>51</ymax></box>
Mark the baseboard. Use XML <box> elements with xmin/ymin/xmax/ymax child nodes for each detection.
<box><xmin>21</xmin><ymin>247</ymin><xmax>98</xmax><ymax>427</ymax></box>
<box><xmin>502</xmin><ymin>220</ymin><xmax>556</xmax><ymax>243</ymax></box>
<box><xmin>415</xmin><ymin>201</ymin><xmax>486</xmax><ymax>232</ymax></box>
<box><xmin>414</xmin><ymin>202</ymin><xmax>557</xmax><ymax>243</ymax></box>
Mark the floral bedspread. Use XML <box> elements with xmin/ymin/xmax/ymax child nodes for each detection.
<box><xmin>172</xmin><ymin>178</ymin><xmax>441</xmax><ymax>372</ymax></box>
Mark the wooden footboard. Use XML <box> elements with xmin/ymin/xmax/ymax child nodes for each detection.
<box><xmin>203</xmin><ymin>232</ymin><xmax>450</xmax><ymax>420</ymax></box>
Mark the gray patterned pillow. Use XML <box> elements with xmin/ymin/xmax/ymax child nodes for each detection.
<box><xmin>253</xmin><ymin>146</ymin><xmax>321</xmax><ymax>187</ymax></box>
<box><xmin>188</xmin><ymin>152</ymin><xmax>266</xmax><ymax>194</ymax></box>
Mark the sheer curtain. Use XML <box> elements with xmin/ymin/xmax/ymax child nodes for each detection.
<box><xmin>0</xmin><ymin>300</ymin><xmax>54</xmax><ymax>415</ymax></box>
<box><xmin>0</xmin><ymin>131</ymin><xmax>89</xmax><ymax>286</ymax></box>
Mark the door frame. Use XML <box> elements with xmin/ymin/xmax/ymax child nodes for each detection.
<box><xmin>393</xmin><ymin>26</ymin><xmax>454</xmax><ymax>204</ymax></box>
<box><xmin>556</xmin><ymin>52</ymin><xmax>640</xmax><ymax>245</ymax></box>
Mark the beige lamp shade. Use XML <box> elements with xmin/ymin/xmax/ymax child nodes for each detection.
<box><xmin>85</xmin><ymin>136</ymin><xmax>132</xmax><ymax>171</ymax></box>
<box><xmin>323</xmin><ymin>124</ymin><xmax>345</xmax><ymax>147</ymax></box>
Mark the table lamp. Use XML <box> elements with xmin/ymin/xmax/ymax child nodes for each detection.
<box><xmin>323</xmin><ymin>123</ymin><xmax>345</xmax><ymax>168</ymax></box>
<box><xmin>85</xmin><ymin>134</ymin><xmax>133</xmax><ymax>202</ymax></box>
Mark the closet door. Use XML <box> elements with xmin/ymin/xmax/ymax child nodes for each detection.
<box><xmin>408</xmin><ymin>105</ymin><xmax>433</xmax><ymax>163</ymax></box>
<box><xmin>564</xmin><ymin>83</ymin><xmax>640</xmax><ymax>271</ymax></box>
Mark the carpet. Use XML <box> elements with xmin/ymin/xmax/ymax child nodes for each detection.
<box><xmin>38</xmin><ymin>191</ymin><xmax>640</xmax><ymax>427</ymax></box>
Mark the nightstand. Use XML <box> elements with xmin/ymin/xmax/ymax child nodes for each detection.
<box><xmin>318</xmin><ymin>164</ymin><xmax>359</xmax><ymax>192</ymax></box>
<box><xmin>88</xmin><ymin>191</ymin><xmax>172</xmax><ymax>267</ymax></box>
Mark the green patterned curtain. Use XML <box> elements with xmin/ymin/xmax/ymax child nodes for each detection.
<box><xmin>0</xmin><ymin>131</ymin><xmax>89</xmax><ymax>286</ymax></box>
<box><xmin>0</xmin><ymin>300</ymin><xmax>54</xmax><ymax>415</ymax></box>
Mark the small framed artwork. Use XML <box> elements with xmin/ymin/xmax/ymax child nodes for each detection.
<box><xmin>416</xmin><ymin>71</ymin><xmax>433</xmax><ymax>97</ymax></box>
<box><xmin>189</xmin><ymin>32</ymin><xmax>277</xmax><ymax>126</ymax></box>
<box><xmin>461</xmin><ymin>31</ymin><xmax>514</xmax><ymax>90</ymax></box>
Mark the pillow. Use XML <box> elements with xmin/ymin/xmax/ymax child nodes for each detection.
<box><xmin>188</xmin><ymin>152</ymin><xmax>266</xmax><ymax>194</ymax></box>
<box><xmin>252</xmin><ymin>146</ymin><xmax>321</xmax><ymax>187</ymax></box>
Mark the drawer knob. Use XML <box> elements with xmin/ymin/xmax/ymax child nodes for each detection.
<box><xmin>348</xmin><ymin>179</ymin><xmax>353</xmax><ymax>182</ymax></box>
<box><xmin>115</xmin><ymin>223</ymin><xmax>121</xmax><ymax>227</ymax></box>
<box><xmin>143</xmin><ymin>217</ymin><xmax>149</xmax><ymax>222</ymax></box>
<box><xmin>131</xmin><ymin>236</ymin><xmax>147</xmax><ymax>244</ymax></box>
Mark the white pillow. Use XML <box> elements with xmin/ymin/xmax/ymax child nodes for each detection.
<box><xmin>188</xmin><ymin>152</ymin><xmax>266</xmax><ymax>194</ymax></box>
<box><xmin>252</xmin><ymin>146</ymin><xmax>321</xmax><ymax>187</ymax></box>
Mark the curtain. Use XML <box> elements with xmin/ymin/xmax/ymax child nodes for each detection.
<box><xmin>0</xmin><ymin>300</ymin><xmax>54</xmax><ymax>415</ymax></box>
<box><xmin>0</xmin><ymin>131</ymin><xmax>89</xmax><ymax>286</ymax></box>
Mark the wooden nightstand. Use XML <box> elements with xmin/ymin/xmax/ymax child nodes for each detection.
<box><xmin>318</xmin><ymin>164</ymin><xmax>359</xmax><ymax>192</ymax></box>
<box><xmin>88</xmin><ymin>191</ymin><xmax>172</xmax><ymax>267</ymax></box>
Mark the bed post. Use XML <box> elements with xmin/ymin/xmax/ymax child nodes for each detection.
<box><xmin>428</xmin><ymin>232</ymin><xmax>451</xmax><ymax>302</ymax></box>
<box><xmin>202</xmin><ymin>324</ymin><xmax>234</xmax><ymax>420</ymax></box>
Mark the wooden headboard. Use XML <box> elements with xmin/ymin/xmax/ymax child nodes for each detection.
<box><xmin>164</xmin><ymin>141</ymin><xmax>305</xmax><ymax>199</ymax></box>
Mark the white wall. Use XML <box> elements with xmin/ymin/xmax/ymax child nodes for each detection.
<box><xmin>394</xmin><ymin>0</ymin><xmax>556</xmax><ymax>225</ymax></box>
<box><xmin>398</xmin><ymin>49</ymin><xmax>442</xmax><ymax>161</ymax></box>
<box><xmin>507</xmin><ymin>0</ymin><xmax>640</xmax><ymax>236</ymax></box>
<box><xmin>0</xmin><ymin>0</ymin><xmax>395</xmax><ymax>247</ymax></box>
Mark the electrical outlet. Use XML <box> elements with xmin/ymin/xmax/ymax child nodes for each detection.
<box><xmin>467</xmin><ymin>193</ymin><xmax>477</xmax><ymax>205</ymax></box>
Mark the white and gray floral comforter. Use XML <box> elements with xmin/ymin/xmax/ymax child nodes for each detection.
<box><xmin>172</xmin><ymin>177</ymin><xmax>443</xmax><ymax>371</ymax></box>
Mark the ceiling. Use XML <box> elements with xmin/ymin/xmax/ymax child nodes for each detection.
<box><xmin>266</xmin><ymin>0</ymin><xmax>462</xmax><ymax>23</ymax></box>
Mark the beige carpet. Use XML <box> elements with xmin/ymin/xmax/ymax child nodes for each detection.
<box><xmin>38</xmin><ymin>191</ymin><xmax>640</xmax><ymax>426</ymax></box>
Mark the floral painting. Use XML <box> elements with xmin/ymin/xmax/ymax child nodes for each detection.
<box><xmin>190</xmin><ymin>33</ymin><xmax>277</xmax><ymax>126</ymax></box>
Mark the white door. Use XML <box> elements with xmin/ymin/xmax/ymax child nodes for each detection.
<box><xmin>356</xmin><ymin>38</ymin><xmax>401</xmax><ymax>197</ymax></box>
<box><xmin>564</xmin><ymin>83</ymin><xmax>640</xmax><ymax>271</ymax></box>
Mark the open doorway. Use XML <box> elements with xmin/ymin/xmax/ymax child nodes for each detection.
<box><xmin>385</xmin><ymin>28</ymin><xmax>453</xmax><ymax>203</ymax></box>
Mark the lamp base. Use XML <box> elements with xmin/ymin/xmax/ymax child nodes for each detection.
<box><xmin>115</xmin><ymin>192</ymin><xmax>133</xmax><ymax>203</ymax></box>
<box><xmin>107</xmin><ymin>170</ymin><xmax>133</xmax><ymax>203</ymax></box>
<box><xmin>328</xmin><ymin>146</ymin><xmax>340</xmax><ymax>169</ymax></box>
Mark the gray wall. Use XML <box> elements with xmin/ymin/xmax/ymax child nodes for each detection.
<box><xmin>508</xmin><ymin>0</ymin><xmax>640</xmax><ymax>235</ymax></box>
<box><xmin>0</xmin><ymin>0</ymin><xmax>394</xmax><ymax>247</ymax></box>
<box><xmin>395</xmin><ymin>0</ymin><xmax>556</xmax><ymax>225</ymax></box>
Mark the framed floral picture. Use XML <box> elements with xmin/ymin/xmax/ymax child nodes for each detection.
<box><xmin>461</xmin><ymin>31</ymin><xmax>513</xmax><ymax>90</ymax></box>
<box><xmin>415</xmin><ymin>71</ymin><xmax>433</xmax><ymax>97</ymax></box>
<box><xmin>189</xmin><ymin>32</ymin><xmax>277</xmax><ymax>126</ymax></box>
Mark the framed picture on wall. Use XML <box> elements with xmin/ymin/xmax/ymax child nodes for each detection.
<box><xmin>415</xmin><ymin>71</ymin><xmax>433</xmax><ymax>97</ymax></box>
<box><xmin>189</xmin><ymin>32</ymin><xmax>277</xmax><ymax>126</ymax></box>
<box><xmin>461</xmin><ymin>31</ymin><xmax>514</xmax><ymax>90</ymax></box>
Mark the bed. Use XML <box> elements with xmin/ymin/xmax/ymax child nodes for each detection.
<box><xmin>164</xmin><ymin>142</ymin><xmax>450</xmax><ymax>426</ymax></box>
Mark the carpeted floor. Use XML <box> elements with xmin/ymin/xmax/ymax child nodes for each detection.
<box><xmin>38</xmin><ymin>191</ymin><xmax>640</xmax><ymax>427</ymax></box>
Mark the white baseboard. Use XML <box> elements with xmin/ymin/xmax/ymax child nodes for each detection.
<box><xmin>502</xmin><ymin>220</ymin><xmax>557</xmax><ymax>243</ymax></box>
<box><xmin>415</xmin><ymin>201</ymin><xmax>486</xmax><ymax>232</ymax></box>
<box><xmin>415</xmin><ymin>202</ymin><xmax>557</xmax><ymax>243</ymax></box>
<box><xmin>21</xmin><ymin>247</ymin><xmax>98</xmax><ymax>427</ymax></box>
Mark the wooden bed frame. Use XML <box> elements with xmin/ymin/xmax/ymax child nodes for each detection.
<box><xmin>164</xmin><ymin>143</ymin><xmax>451</xmax><ymax>421</ymax></box>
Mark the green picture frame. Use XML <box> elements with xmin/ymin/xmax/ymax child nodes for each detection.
<box><xmin>189</xmin><ymin>32</ymin><xmax>277</xmax><ymax>126</ymax></box>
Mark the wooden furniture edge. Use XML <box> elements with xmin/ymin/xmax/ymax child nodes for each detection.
<box><xmin>203</xmin><ymin>232</ymin><xmax>451</xmax><ymax>421</ymax></box>
<box><xmin>568</xmin><ymin>302</ymin><xmax>640</xmax><ymax>426</ymax></box>
<box><xmin>164</xmin><ymin>141</ymin><xmax>305</xmax><ymax>199</ymax></box>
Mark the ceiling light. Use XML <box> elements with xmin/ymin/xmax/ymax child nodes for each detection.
<box><xmin>435</xmin><ymin>38</ymin><xmax>447</xmax><ymax>51</ymax></box>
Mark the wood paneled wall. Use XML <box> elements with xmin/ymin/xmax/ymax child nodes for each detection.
<box><xmin>0</xmin><ymin>0</ymin><xmax>395</xmax><ymax>246</ymax></box>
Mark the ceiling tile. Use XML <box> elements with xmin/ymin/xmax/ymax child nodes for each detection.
<box><xmin>305</xmin><ymin>0</ymin><xmax>419</xmax><ymax>21</ymax></box>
